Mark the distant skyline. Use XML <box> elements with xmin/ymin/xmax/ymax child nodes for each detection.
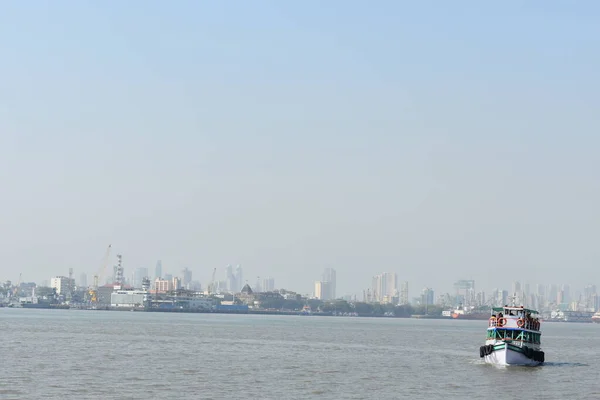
<box><xmin>1</xmin><ymin>2</ymin><xmax>599</xmax><ymax>296</ymax></box>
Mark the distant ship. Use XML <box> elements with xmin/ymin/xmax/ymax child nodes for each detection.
<box><xmin>451</xmin><ymin>308</ymin><xmax>490</xmax><ymax>320</ymax></box>
<box><xmin>592</xmin><ymin>312</ymin><xmax>600</xmax><ymax>323</ymax></box>
<box><xmin>300</xmin><ymin>305</ymin><xmax>312</xmax><ymax>315</ymax></box>
<box><xmin>20</xmin><ymin>301</ymin><xmax>70</xmax><ymax>310</ymax></box>
<box><xmin>548</xmin><ymin>310</ymin><xmax>594</xmax><ymax>323</ymax></box>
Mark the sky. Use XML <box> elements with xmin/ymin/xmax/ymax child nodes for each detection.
<box><xmin>1</xmin><ymin>1</ymin><xmax>599</xmax><ymax>298</ymax></box>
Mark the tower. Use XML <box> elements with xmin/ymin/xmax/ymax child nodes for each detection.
<box><xmin>235</xmin><ymin>265</ymin><xmax>243</xmax><ymax>292</ymax></box>
<box><xmin>322</xmin><ymin>268</ymin><xmax>336</xmax><ymax>300</ymax></box>
<box><xmin>155</xmin><ymin>260</ymin><xmax>162</xmax><ymax>280</ymax></box>
<box><xmin>115</xmin><ymin>254</ymin><xmax>124</xmax><ymax>285</ymax></box>
<box><xmin>67</xmin><ymin>268</ymin><xmax>74</xmax><ymax>300</ymax></box>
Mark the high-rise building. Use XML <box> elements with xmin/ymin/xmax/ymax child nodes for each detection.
<box><xmin>512</xmin><ymin>281</ymin><xmax>521</xmax><ymax>297</ymax></box>
<box><xmin>314</xmin><ymin>281</ymin><xmax>322</xmax><ymax>299</ymax></box>
<box><xmin>584</xmin><ymin>285</ymin><xmax>597</xmax><ymax>310</ymax></box>
<box><xmin>593</xmin><ymin>294</ymin><xmax>600</xmax><ymax>312</ymax></box>
<box><xmin>262</xmin><ymin>277</ymin><xmax>275</xmax><ymax>292</ymax></box>
<box><xmin>79</xmin><ymin>273</ymin><xmax>87</xmax><ymax>288</ymax></box>
<box><xmin>421</xmin><ymin>288</ymin><xmax>434</xmax><ymax>306</ymax></box>
<box><xmin>235</xmin><ymin>265</ymin><xmax>243</xmax><ymax>293</ymax></box>
<box><xmin>322</xmin><ymin>268</ymin><xmax>336</xmax><ymax>300</ymax></box>
<box><xmin>226</xmin><ymin>265</ymin><xmax>237</xmax><ymax>292</ymax></box>
<box><xmin>155</xmin><ymin>260</ymin><xmax>162</xmax><ymax>280</ymax></box>
<box><xmin>172</xmin><ymin>277</ymin><xmax>182</xmax><ymax>290</ymax></box>
<box><xmin>50</xmin><ymin>276</ymin><xmax>74</xmax><ymax>295</ymax></box>
<box><xmin>164</xmin><ymin>273</ymin><xmax>173</xmax><ymax>282</ymax></box>
<box><xmin>400</xmin><ymin>281</ymin><xmax>409</xmax><ymax>305</ymax></box>
<box><xmin>314</xmin><ymin>281</ymin><xmax>332</xmax><ymax>300</ymax></box>
<box><xmin>476</xmin><ymin>292</ymin><xmax>486</xmax><ymax>307</ymax></box>
<box><xmin>372</xmin><ymin>272</ymin><xmax>397</xmax><ymax>303</ymax></box>
<box><xmin>561</xmin><ymin>284</ymin><xmax>571</xmax><ymax>305</ymax></box>
<box><xmin>254</xmin><ymin>277</ymin><xmax>262</xmax><ymax>292</ymax></box>
<box><xmin>454</xmin><ymin>280</ymin><xmax>476</xmax><ymax>308</ymax></box>
<box><xmin>154</xmin><ymin>278</ymin><xmax>172</xmax><ymax>293</ymax></box>
<box><xmin>133</xmin><ymin>268</ymin><xmax>148</xmax><ymax>289</ymax></box>
<box><xmin>182</xmin><ymin>268</ymin><xmax>192</xmax><ymax>288</ymax></box>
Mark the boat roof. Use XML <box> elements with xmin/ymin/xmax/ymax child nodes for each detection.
<box><xmin>492</xmin><ymin>306</ymin><xmax>539</xmax><ymax>314</ymax></box>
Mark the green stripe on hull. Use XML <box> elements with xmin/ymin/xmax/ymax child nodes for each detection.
<box><xmin>491</xmin><ymin>343</ymin><xmax>526</xmax><ymax>354</ymax></box>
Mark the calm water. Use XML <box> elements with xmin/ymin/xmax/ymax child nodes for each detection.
<box><xmin>1</xmin><ymin>309</ymin><xmax>599</xmax><ymax>400</ymax></box>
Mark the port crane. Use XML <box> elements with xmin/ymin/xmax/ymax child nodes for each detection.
<box><xmin>11</xmin><ymin>273</ymin><xmax>22</xmax><ymax>300</ymax></box>
<box><xmin>88</xmin><ymin>244</ymin><xmax>112</xmax><ymax>304</ymax></box>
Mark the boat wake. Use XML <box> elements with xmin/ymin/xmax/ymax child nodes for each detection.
<box><xmin>541</xmin><ymin>362</ymin><xmax>588</xmax><ymax>368</ymax></box>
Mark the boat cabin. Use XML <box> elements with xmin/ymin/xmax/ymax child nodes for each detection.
<box><xmin>486</xmin><ymin>328</ymin><xmax>541</xmax><ymax>345</ymax></box>
<box><xmin>492</xmin><ymin>306</ymin><xmax>538</xmax><ymax>318</ymax></box>
<box><xmin>488</xmin><ymin>306</ymin><xmax>541</xmax><ymax>331</ymax></box>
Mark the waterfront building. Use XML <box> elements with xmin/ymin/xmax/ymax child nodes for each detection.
<box><xmin>154</xmin><ymin>278</ymin><xmax>173</xmax><ymax>293</ymax></box>
<box><xmin>50</xmin><ymin>276</ymin><xmax>73</xmax><ymax>295</ymax></box>
<box><xmin>111</xmin><ymin>290</ymin><xmax>148</xmax><ymax>308</ymax></box>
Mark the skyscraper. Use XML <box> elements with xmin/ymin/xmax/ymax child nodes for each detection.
<box><xmin>235</xmin><ymin>265</ymin><xmax>243</xmax><ymax>292</ymax></box>
<box><xmin>372</xmin><ymin>272</ymin><xmax>398</xmax><ymax>303</ymax></box>
<box><xmin>421</xmin><ymin>287</ymin><xmax>434</xmax><ymax>306</ymax></box>
<box><xmin>561</xmin><ymin>284</ymin><xmax>571</xmax><ymax>304</ymax></box>
<box><xmin>400</xmin><ymin>281</ymin><xmax>409</xmax><ymax>305</ymax></box>
<box><xmin>512</xmin><ymin>281</ymin><xmax>521</xmax><ymax>296</ymax></box>
<box><xmin>155</xmin><ymin>260</ymin><xmax>162</xmax><ymax>280</ymax></box>
<box><xmin>262</xmin><ymin>277</ymin><xmax>275</xmax><ymax>292</ymax></box>
<box><xmin>315</xmin><ymin>281</ymin><xmax>332</xmax><ymax>300</ymax></box>
<box><xmin>182</xmin><ymin>268</ymin><xmax>192</xmax><ymax>288</ymax></box>
<box><xmin>322</xmin><ymin>268</ymin><xmax>336</xmax><ymax>300</ymax></box>
<box><xmin>79</xmin><ymin>273</ymin><xmax>87</xmax><ymax>288</ymax></box>
<box><xmin>133</xmin><ymin>267</ymin><xmax>149</xmax><ymax>288</ymax></box>
<box><xmin>226</xmin><ymin>265</ymin><xmax>236</xmax><ymax>292</ymax></box>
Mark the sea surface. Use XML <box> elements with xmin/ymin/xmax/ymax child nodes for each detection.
<box><xmin>1</xmin><ymin>309</ymin><xmax>599</xmax><ymax>400</ymax></box>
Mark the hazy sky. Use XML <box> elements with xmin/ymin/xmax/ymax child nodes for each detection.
<box><xmin>1</xmin><ymin>1</ymin><xmax>599</xmax><ymax>297</ymax></box>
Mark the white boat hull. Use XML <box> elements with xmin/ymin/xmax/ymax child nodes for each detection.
<box><xmin>483</xmin><ymin>343</ymin><xmax>542</xmax><ymax>366</ymax></box>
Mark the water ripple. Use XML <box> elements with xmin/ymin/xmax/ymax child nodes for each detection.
<box><xmin>0</xmin><ymin>310</ymin><xmax>598</xmax><ymax>399</ymax></box>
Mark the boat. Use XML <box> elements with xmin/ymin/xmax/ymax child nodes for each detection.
<box><xmin>21</xmin><ymin>302</ymin><xmax>70</xmax><ymax>310</ymax></box>
<box><xmin>479</xmin><ymin>305</ymin><xmax>544</xmax><ymax>366</ymax></box>
<box><xmin>300</xmin><ymin>305</ymin><xmax>312</xmax><ymax>315</ymax></box>
<box><xmin>451</xmin><ymin>308</ymin><xmax>490</xmax><ymax>320</ymax></box>
<box><xmin>592</xmin><ymin>312</ymin><xmax>600</xmax><ymax>323</ymax></box>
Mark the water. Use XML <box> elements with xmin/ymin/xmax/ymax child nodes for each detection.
<box><xmin>1</xmin><ymin>309</ymin><xmax>598</xmax><ymax>399</ymax></box>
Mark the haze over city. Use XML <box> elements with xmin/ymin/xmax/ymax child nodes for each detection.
<box><xmin>1</xmin><ymin>2</ymin><xmax>599</xmax><ymax>297</ymax></box>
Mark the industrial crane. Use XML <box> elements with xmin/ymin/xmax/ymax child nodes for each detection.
<box><xmin>88</xmin><ymin>244</ymin><xmax>112</xmax><ymax>304</ymax></box>
<box><xmin>12</xmin><ymin>273</ymin><xmax>22</xmax><ymax>299</ymax></box>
